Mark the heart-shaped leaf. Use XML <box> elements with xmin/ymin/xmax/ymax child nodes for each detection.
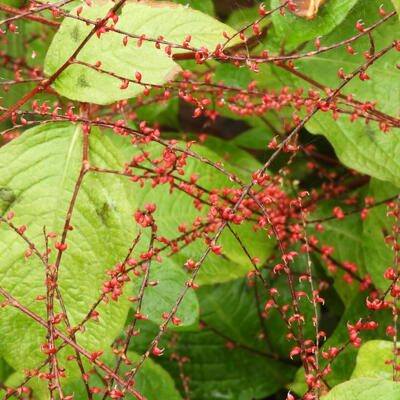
<box><xmin>44</xmin><ymin>0</ymin><xmax>237</xmax><ymax>104</ymax></box>
<box><xmin>0</xmin><ymin>123</ymin><xmax>136</xmax><ymax>373</ymax></box>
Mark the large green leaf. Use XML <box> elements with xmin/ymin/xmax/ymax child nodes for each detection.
<box><xmin>322</xmin><ymin>378</ymin><xmax>400</xmax><ymax>400</ymax></box>
<box><xmin>161</xmin><ymin>329</ymin><xmax>294</xmax><ymax>400</ymax></box>
<box><xmin>131</xmin><ymin>258</ymin><xmax>199</xmax><ymax>329</ymax></box>
<box><xmin>198</xmin><ymin>271</ymin><xmax>318</xmax><ymax>359</ymax></box>
<box><xmin>351</xmin><ymin>340</ymin><xmax>395</xmax><ymax>380</ymax></box>
<box><xmin>55</xmin><ymin>350</ymin><xmax>182</xmax><ymax>399</ymax></box>
<box><xmin>288</xmin><ymin>292</ymin><xmax>393</xmax><ymax>396</ymax></box>
<box><xmin>172</xmin><ymin>0</ymin><xmax>215</xmax><ymax>15</ymax></box>
<box><xmin>270</xmin><ymin>0</ymin><xmax>359</xmax><ymax>50</ymax></box>
<box><xmin>0</xmin><ymin>357</ymin><xmax>13</xmax><ymax>383</ymax></box>
<box><xmin>159</xmin><ymin>278</ymin><xmax>296</xmax><ymax>400</ymax></box>
<box><xmin>362</xmin><ymin>178</ymin><xmax>399</xmax><ymax>291</ymax></box>
<box><xmin>231</xmin><ymin>127</ymin><xmax>275</xmax><ymax>150</ymax></box>
<box><xmin>44</xmin><ymin>1</ymin><xmax>236</xmax><ymax>104</ymax></box>
<box><xmin>391</xmin><ymin>0</ymin><xmax>400</xmax><ymax>17</ymax></box>
<box><xmin>263</xmin><ymin>0</ymin><xmax>400</xmax><ymax>186</ymax></box>
<box><xmin>0</xmin><ymin>123</ymin><xmax>136</xmax><ymax>373</ymax></box>
<box><xmin>309</xmin><ymin>198</ymin><xmax>366</xmax><ymax>302</ymax></box>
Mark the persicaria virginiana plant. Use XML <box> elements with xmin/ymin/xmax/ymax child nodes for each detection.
<box><xmin>0</xmin><ymin>0</ymin><xmax>399</xmax><ymax>399</ymax></box>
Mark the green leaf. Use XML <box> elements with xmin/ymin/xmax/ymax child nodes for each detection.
<box><xmin>231</xmin><ymin>127</ymin><xmax>275</xmax><ymax>150</ymax></box>
<box><xmin>0</xmin><ymin>357</ymin><xmax>13</xmax><ymax>383</ymax></box>
<box><xmin>0</xmin><ymin>371</ymin><xmax>48</xmax><ymax>400</ymax></box>
<box><xmin>62</xmin><ymin>350</ymin><xmax>182</xmax><ymax>399</ymax></box>
<box><xmin>270</xmin><ymin>0</ymin><xmax>359</xmax><ymax>50</ymax></box>
<box><xmin>0</xmin><ymin>0</ymin><xmax>23</xmax><ymax>7</ymax></box>
<box><xmin>213</xmin><ymin>63</ymin><xmax>252</xmax><ymax>89</ymax></box>
<box><xmin>125</xmin><ymin>351</ymin><xmax>183</xmax><ymax>399</ymax></box>
<box><xmin>351</xmin><ymin>340</ymin><xmax>395</xmax><ymax>380</ymax></box>
<box><xmin>162</xmin><ymin>330</ymin><xmax>294</xmax><ymax>400</ymax></box>
<box><xmin>309</xmin><ymin>198</ymin><xmax>366</xmax><ymax>302</ymax></box>
<box><xmin>172</xmin><ymin>0</ymin><xmax>215</xmax><ymax>16</ymax></box>
<box><xmin>321</xmin><ymin>378</ymin><xmax>400</xmax><ymax>400</ymax></box>
<box><xmin>44</xmin><ymin>1</ymin><xmax>236</xmax><ymax>104</ymax></box>
<box><xmin>159</xmin><ymin>278</ymin><xmax>296</xmax><ymax>399</ymax></box>
<box><xmin>198</xmin><ymin>272</ymin><xmax>318</xmax><ymax>359</ymax></box>
<box><xmin>131</xmin><ymin>258</ymin><xmax>199</xmax><ymax>329</ymax></box>
<box><xmin>264</xmin><ymin>0</ymin><xmax>400</xmax><ymax>186</ymax></box>
<box><xmin>288</xmin><ymin>292</ymin><xmax>393</xmax><ymax>396</ymax></box>
<box><xmin>0</xmin><ymin>123</ymin><xmax>136</xmax><ymax>373</ymax></box>
<box><xmin>391</xmin><ymin>0</ymin><xmax>400</xmax><ymax>17</ymax></box>
<box><xmin>362</xmin><ymin>178</ymin><xmax>399</xmax><ymax>291</ymax></box>
<box><xmin>226</xmin><ymin>5</ymin><xmax>262</xmax><ymax>31</ymax></box>
<box><xmin>135</xmin><ymin>96</ymin><xmax>180</xmax><ymax>130</ymax></box>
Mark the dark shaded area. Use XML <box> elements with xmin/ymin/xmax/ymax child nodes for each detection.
<box><xmin>213</xmin><ymin>0</ymin><xmax>256</xmax><ymax>19</ymax></box>
<box><xmin>179</xmin><ymin>100</ymin><xmax>251</xmax><ymax>140</ymax></box>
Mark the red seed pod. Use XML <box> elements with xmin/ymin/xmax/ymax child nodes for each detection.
<box><xmin>363</xmin><ymin>51</ymin><xmax>371</xmax><ymax>59</ymax></box>
<box><xmin>152</xmin><ymin>346</ymin><xmax>164</xmax><ymax>356</ymax></box>
<box><xmin>356</xmin><ymin>20</ymin><xmax>364</xmax><ymax>32</ymax></box>
<box><xmin>337</xmin><ymin>67</ymin><xmax>345</xmax><ymax>79</ymax></box>
<box><xmin>379</xmin><ymin>6</ymin><xmax>386</xmax><ymax>16</ymax></box>
<box><xmin>123</xmin><ymin>36</ymin><xmax>128</xmax><ymax>46</ymax></box>
<box><xmin>346</xmin><ymin>44</ymin><xmax>355</xmax><ymax>54</ymax></box>
<box><xmin>120</xmin><ymin>80</ymin><xmax>129</xmax><ymax>90</ymax></box>
<box><xmin>315</xmin><ymin>37</ymin><xmax>321</xmax><ymax>48</ymax></box>
<box><xmin>253</xmin><ymin>23</ymin><xmax>260</xmax><ymax>35</ymax></box>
